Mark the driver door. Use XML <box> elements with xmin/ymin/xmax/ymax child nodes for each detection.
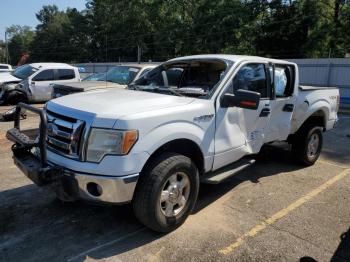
<box><xmin>213</xmin><ymin>62</ymin><xmax>272</xmax><ymax>170</ymax></box>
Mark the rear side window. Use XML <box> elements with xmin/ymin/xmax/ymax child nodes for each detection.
<box><xmin>270</xmin><ymin>65</ymin><xmax>294</xmax><ymax>97</ymax></box>
<box><xmin>33</xmin><ymin>70</ymin><xmax>55</xmax><ymax>81</ymax></box>
<box><xmin>58</xmin><ymin>69</ymin><xmax>75</xmax><ymax>80</ymax></box>
<box><xmin>0</xmin><ymin>65</ymin><xmax>9</xmax><ymax>69</ymax></box>
<box><xmin>231</xmin><ymin>63</ymin><xmax>268</xmax><ymax>98</ymax></box>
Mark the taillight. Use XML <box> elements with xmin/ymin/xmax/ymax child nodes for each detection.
<box><xmin>336</xmin><ymin>95</ymin><xmax>340</xmax><ymax>112</ymax></box>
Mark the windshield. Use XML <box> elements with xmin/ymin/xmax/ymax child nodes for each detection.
<box><xmin>94</xmin><ymin>66</ymin><xmax>140</xmax><ymax>84</ymax></box>
<box><xmin>12</xmin><ymin>64</ymin><xmax>38</xmax><ymax>79</ymax></box>
<box><xmin>129</xmin><ymin>59</ymin><xmax>232</xmax><ymax>99</ymax></box>
<box><xmin>83</xmin><ymin>73</ymin><xmax>106</xmax><ymax>81</ymax></box>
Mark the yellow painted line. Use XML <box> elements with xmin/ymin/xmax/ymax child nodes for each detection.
<box><xmin>218</xmin><ymin>168</ymin><xmax>350</xmax><ymax>255</ymax></box>
<box><xmin>318</xmin><ymin>159</ymin><xmax>349</xmax><ymax>169</ymax></box>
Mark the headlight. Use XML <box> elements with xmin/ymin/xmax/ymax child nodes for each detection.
<box><xmin>86</xmin><ymin>128</ymin><xmax>138</xmax><ymax>162</ymax></box>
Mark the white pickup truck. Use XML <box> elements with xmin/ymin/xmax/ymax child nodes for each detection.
<box><xmin>7</xmin><ymin>55</ymin><xmax>339</xmax><ymax>232</ymax></box>
<box><xmin>0</xmin><ymin>63</ymin><xmax>80</xmax><ymax>104</ymax></box>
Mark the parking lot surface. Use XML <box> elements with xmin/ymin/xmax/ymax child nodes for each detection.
<box><xmin>0</xmin><ymin>104</ymin><xmax>350</xmax><ymax>262</ymax></box>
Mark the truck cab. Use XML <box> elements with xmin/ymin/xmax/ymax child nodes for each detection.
<box><xmin>7</xmin><ymin>55</ymin><xmax>339</xmax><ymax>232</ymax></box>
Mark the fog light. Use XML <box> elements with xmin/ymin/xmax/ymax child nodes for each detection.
<box><xmin>86</xmin><ymin>182</ymin><xmax>103</xmax><ymax>197</ymax></box>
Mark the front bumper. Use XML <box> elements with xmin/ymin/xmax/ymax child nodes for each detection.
<box><xmin>65</xmin><ymin>169</ymin><xmax>138</xmax><ymax>203</ymax></box>
<box><xmin>6</xmin><ymin>103</ymin><xmax>138</xmax><ymax>204</ymax></box>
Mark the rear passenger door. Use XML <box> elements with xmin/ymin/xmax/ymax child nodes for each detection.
<box><xmin>264</xmin><ymin>64</ymin><xmax>296</xmax><ymax>142</ymax></box>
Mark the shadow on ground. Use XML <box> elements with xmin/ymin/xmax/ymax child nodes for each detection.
<box><xmin>299</xmin><ymin>226</ymin><xmax>350</xmax><ymax>262</ymax></box>
<box><xmin>330</xmin><ymin>227</ymin><xmax>350</xmax><ymax>262</ymax></box>
<box><xmin>0</xmin><ymin>144</ymin><xmax>306</xmax><ymax>262</ymax></box>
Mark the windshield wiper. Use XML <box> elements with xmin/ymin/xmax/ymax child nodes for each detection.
<box><xmin>176</xmin><ymin>87</ymin><xmax>208</xmax><ymax>97</ymax></box>
<box><xmin>158</xmin><ymin>87</ymin><xmax>184</xmax><ymax>97</ymax></box>
<box><xmin>129</xmin><ymin>85</ymin><xmax>183</xmax><ymax>96</ymax></box>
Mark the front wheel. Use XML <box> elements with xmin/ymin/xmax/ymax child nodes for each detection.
<box><xmin>292</xmin><ymin>125</ymin><xmax>323</xmax><ymax>166</ymax></box>
<box><xmin>133</xmin><ymin>153</ymin><xmax>199</xmax><ymax>232</ymax></box>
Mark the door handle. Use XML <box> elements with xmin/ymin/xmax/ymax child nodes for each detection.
<box><xmin>259</xmin><ymin>108</ymin><xmax>271</xmax><ymax>117</ymax></box>
<box><xmin>283</xmin><ymin>104</ymin><xmax>294</xmax><ymax>112</ymax></box>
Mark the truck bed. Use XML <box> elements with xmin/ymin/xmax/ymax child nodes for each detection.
<box><xmin>299</xmin><ymin>85</ymin><xmax>338</xmax><ymax>91</ymax></box>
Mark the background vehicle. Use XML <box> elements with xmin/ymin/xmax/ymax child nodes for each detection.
<box><xmin>52</xmin><ymin>64</ymin><xmax>156</xmax><ymax>98</ymax></box>
<box><xmin>0</xmin><ymin>63</ymin><xmax>80</xmax><ymax>104</ymax></box>
<box><xmin>82</xmin><ymin>73</ymin><xmax>106</xmax><ymax>81</ymax></box>
<box><xmin>7</xmin><ymin>55</ymin><xmax>339</xmax><ymax>233</ymax></box>
<box><xmin>0</xmin><ymin>63</ymin><xmax>13</xmax><ymax>73</ymax></box>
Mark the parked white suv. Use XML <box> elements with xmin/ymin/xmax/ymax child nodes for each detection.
<box><xmin>0</xmin><ymin>63</ymin><xmax>80</xmax><ymax>104</ymax></box>
<box><xmin>7</xmin><ymin>55</ymin><xmax>339</xmax><ymax>232</ymax></box>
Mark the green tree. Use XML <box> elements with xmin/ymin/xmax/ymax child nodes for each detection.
<box><xmin>30</xmin><ymin>5</ymin><xmax>91</xmax><ymax>62</ymax></box>
<box><xmin>6</xmin><ymin>25</ymin><xmax>35</xmax><ymax>65</ymax></box>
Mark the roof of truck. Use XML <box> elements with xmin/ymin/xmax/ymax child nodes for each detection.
<box><xmin>169</xmin><ymin>54</ymin><xmax>295</xmax><ymax>65</ymax></box>
<box><xmin>111</xmin><ymin>63</ymin><xmax>158</xmax><ymax>68</ymax></box>
<box><xmin>29</xmin><ymin>63</ymin><xmax>77</xmax><ymax>69</ymax></box>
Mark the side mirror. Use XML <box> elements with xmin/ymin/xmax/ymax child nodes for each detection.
<box><xmin>221</xmin><ymin>89</ymin><xmax>260</xmax><ymax>110</ymax></box>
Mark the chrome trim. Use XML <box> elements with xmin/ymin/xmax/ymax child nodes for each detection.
<box><xmin>47</xmin><ymin>136</ymin><xmax>71</xmax><ymax>151</ymax></box>
<box><xmin>45</xmin><ymin>102</ymin><xmax>95</xmax><ymax>162</ymax></box>
<box><xmin>46</xmin><ymin>110</ymin><xmax>85</xmax><ymax>159</ymax></box>
<box><xmin>67</xmin><ymin>171</ymin><xmax>139</xmax><ymax>203</ymax></box>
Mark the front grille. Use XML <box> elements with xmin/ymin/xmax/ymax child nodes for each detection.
<box><xmin>46</xmin><ymin>110</ymin><xmax>85</xmax><ymax>158</ymax></box>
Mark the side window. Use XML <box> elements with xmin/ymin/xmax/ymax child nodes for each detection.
<box><xmin>32</xmin><ymin>70</ymin><xmax>55</xmax><ymax>81</ymax></box>
<box><xmin>271</xmin><ymin>65</ymin><xmax>294</xmax><ymax>98</ymax></box>
<box><xmin>58</xmin><ymin>69</ymin><xmax>75</xmax><ymax>80</ymax></box>
<box><xmin>231</xmin><ymin>63</ymin><xmax>268</xmax><ymax>98</ymax></box>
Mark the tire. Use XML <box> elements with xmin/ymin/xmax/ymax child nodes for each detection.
<box><xmin>292</xmin><ymin>124</ymin><xmax>323</xmax><ymax>166</ymax></box>
<box><xmin>6</xmin><ymin>91</ymin><xmax>27</xmax><ymax>105</ymax></box>
<box><xmin>132</xmin><ymin>152</ymin><xmax>199</xmax><ymax>232</ymax></box>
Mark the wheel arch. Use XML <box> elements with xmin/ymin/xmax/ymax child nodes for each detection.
<box><xmin>288</xmin><ymin>108</ymin><xmax>327</xmax><ymax>143</ymax></box>
<box><xmin>140</xmin><ymin>138</ymin><xmax>205</xmax><ymax>177</ymax></box>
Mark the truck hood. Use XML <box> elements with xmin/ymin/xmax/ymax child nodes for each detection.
<box><xmin>54</xmin><ymin>81</ymin><xmax>125</xmax><ymax>92</ymax></box>
<box><xmin>0</xmin><ymin>73</ymin><xmax>21</xmax><ymax>84</ymax></box>
<box><xmin>49</xmin><ymin>88</ymin><xmax>195</xmax><ymax>122</ymax></box>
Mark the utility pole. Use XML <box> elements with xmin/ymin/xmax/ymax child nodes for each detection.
<box><xmin>5</xmin><ymin>31</ymin><xmax>9</xmax><ymax>64</ymax></box>
<box><xmin>105</xmin><ymin>34</ymin><xmax>108</xmax><ymax>62</ymax></box>
<box><xmin>137</xmin><ymin>45</ymin><xmax>141</xmax><ymax>64</ymax></box>
<box><xmin>328</xmin><ymin>48</ymin><xmax>332</xmax><ymax>59</ymax></box>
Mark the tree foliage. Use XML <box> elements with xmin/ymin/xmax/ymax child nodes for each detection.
<box><xmin>5</xmin><ymin>25</ymin><xmax>35</xmax><ymax>65</ymax></box>
<box><xmin>3</xmin><ymin>0</ymin><xmax>350</xmax><ymax>64</ymax></box>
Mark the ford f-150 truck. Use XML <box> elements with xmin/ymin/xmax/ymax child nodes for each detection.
<box><xmin>7</xmin><ymin>55</ymin><xmax>339</xmax><ymax>232</ymax></box>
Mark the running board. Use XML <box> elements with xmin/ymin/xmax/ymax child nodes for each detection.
<box><xmin>201</xmin><ymin>158</ymin><xmax>255</xmax><ymax>184</ymax></box>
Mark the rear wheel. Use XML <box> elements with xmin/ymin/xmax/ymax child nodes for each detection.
<box><xmin>133</xmin><ymin>153</ymin><xmax>199</xmax><ymax>232</ymax></box>
<box><xmin>292</xmin><ymin>124</ymin><xmax>323</xmax><ymax>166</ymax></box>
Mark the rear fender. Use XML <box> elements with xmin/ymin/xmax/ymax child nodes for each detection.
<box><xmin>293</xmin><ymin>100</ymin><xmax>330</xmax><ymax>133</ymax></box>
